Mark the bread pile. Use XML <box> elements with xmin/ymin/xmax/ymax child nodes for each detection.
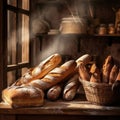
<box><xmin>79</xmin><ymin>55</ymin><xmax>120</xmax><ymax>85</ymax></box>
<box><xmin>2</xmin><ymin>53</ymin><xmax>63</xmax><ymax>108</ymax></box>
<box><xmin>2</xmin><ymin>53</ymin><xmax>119</xmax><ymax>108</ymax></box>
<box><xmin>2</xmin><ymin>53</ymin><xmax>92</xmax><ymax>108</ymax></box>
<box><xmin>78</xmin><ymin>55</ymin><xmax>120</xmax><ymax>105</ymax></box>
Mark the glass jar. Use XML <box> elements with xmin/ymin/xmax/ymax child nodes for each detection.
<box><xmin>98</xmin><ymin>24</ymin><xmax>107</xmax><ymax>35</ymax></box>
<box><xmin>108</xmin><ymin>24</ymin><xmax>115</xmax><ymax>34</ymax></box>
<box><xmin>116</xmin><ymin>22</ymin><xmax>120</xmax><ymax>34</ymax></box>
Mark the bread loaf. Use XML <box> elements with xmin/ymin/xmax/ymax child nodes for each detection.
<box><xmin>46</xmin><ymin>83</ymin><xmax>63</xmax><ymax>101</ymax></box>
<box><xmin>90</xmin><ymin>63</ymin><xmax>101</xmax><ymax>83</ymax></box>
<box><xmin>116</xmin><ymin>69</ymin><xmax>120</xmax><ymax>80</ymax></box>
<box><xmin>112</xmin><ymin>69</ymin><xmax>120</xmax><ymax>96</ymax></box>
<box><xmin>76</xmin><ymin>54</ymin><xmax>92</xmax><ymax>68</ymax></box>
<box><xmin>28</xmin><ymin>60</ymin><xmax>77</xmax><ymax>90</ymax></box>
<box><xmin>16</xmin><ymin>53</ymin><xmax>62</xmax><ymax>85</ymax></box>
<box><xmin>2</xmin><ymin>86</ymin><xmax>44</xmax><ymax>108</ymax></box>
<box><xmin>102</xmin><ymin>55</ymin><xmax>114</xmax><ymax>83</ymax></box>
<box><xmin>109</xmin><ymin>65</ymin><xmax>119</xmax><ymax>84</ymax></box>
<box><xmin>14</xmin><ymin>68</ymin><xmax>34</xmax><ymax>86</ymax></box>
<box><xmin>63</xmin><ymin>74</ymin><xmax>79</xmax><ymax>101</ymax></box>
<box><xmin>78</xmin><ymin>62</ymin><xmax>90</xmax><ymax>81</ymax></box>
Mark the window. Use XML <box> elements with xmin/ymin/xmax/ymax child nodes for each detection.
<box><xmin>6</xmin><ymin>0</ymin><xmax>31</xmax><ymax>86</ymax></box>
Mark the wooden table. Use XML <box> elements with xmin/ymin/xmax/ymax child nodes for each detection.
<box><xmin>0</xmin><ymin>97</ymin><xmax>120</xmax><ymax>120</ymax></box>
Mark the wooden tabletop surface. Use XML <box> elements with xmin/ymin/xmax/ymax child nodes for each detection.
<box><xmin>0</xmin><ymin>95</ymin><xmax>120</xmax><ymax>116</ymax></box>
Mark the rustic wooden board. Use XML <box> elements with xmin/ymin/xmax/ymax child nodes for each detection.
<box><xmin>0</xmin><ymin>98</ymin><xmax>120</xmax><ymax>116</ymax></box>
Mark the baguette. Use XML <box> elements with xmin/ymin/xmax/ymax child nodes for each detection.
<box><xmin>76</xmin><ymin>54</ymin><xmax>92</xmax><ymax>69</ymax></box>
<box><xmin>2</xmin><ymin>86</ymin><xmax>44</xmax><ymax>108</ymax></box>
<box><xmin>112</xmin><ymin>69</ymin><xmax>120</xmax><ymax>96</ymax></box>
<box><xmin>14</xmin><ymin>68</ymin><xmax>34</xmax><ymax>86</ymax></box>
<box><xmin>63</xmin><ymin>74</ymin><xmax>79</xmax><ymax>101</ymax></box>
<box><xmin>116</xmin><ymin>69</ymin><xmax>120</xmax><ymax>80</ymax></box>
<box><xmin>78</xmin><ymin>62</ymin><xmax>90</xmax><ymax>81</ymax></box>
<box><xmin>15</xmin><ymin>53</ymin><xmax>62</xmax><ymax>85</ymax></box>
<box><xmin>27</xmin><ymin>60</ymin><xmax>77</xmax><ymax>90</ymax></box>
<box><xmin>46</xmin><ymin>83</ymin><xmax>64</xmax><ymax>101</ymax></box>
<box><xmin>90</xmin><ymin>63</ymin><xmax>101</xmax><ymax>83</ymax></box>
<box><xmin>109</xmin><ymin>65</ymin><xmax>119</xmax><ymax>84</ymax></box>
<box><xmin>90</xmin><ymin>63</ymin><xmax>99</xmax><ymax>74</ymax></box>
<box><xmin>102</xmin><ymin>55</ymin><xmax>114</xmax><ymax>83</ymax></box>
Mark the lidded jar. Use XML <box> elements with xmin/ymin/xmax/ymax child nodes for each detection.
<box><xmin>98</xmin><ymin>24</ymin><xmax>107</xmax><ymax>35</ymax></box>
<box><xmin>108</xmin><ymin>23</ymin><xmax>115</xmax><ymax>34</ymax></box>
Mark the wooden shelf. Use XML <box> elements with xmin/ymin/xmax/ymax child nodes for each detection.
<box><xmin>36</xmin><ymin>32</ymin><xmax>120</xmax><ymax>37</ymax></box>
<box><xmin>93</xmin><ymin>34</ymin><xmax>120</xmax><ymax>37</ymax></box>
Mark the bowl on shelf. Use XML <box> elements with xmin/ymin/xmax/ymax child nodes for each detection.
<box><xmin>59</xmin><ymin>16</ymin><xmax>87</xmax><ymax>34</ymax></box>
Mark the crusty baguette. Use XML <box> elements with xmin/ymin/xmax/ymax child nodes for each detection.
<box><xmin>78</xmin><ymin>62</ymin><xmax>90</xmax><ymax>81</ymax></box>
<box><xmin>76</xmin><ymin>54</ymin><xmax>92</xmax><ymax>69</ymax></box>
<box><xmin>15</xmin><ymin>53</ymin><xmax>62</xmax><ymax>85</ymax></box>
<box><xmin>109</xmin><ymin>65</ymin><xmax>119</xmax><ymax>84</ymax></box>
<box><xmin>102</xmin><ymin>55</ymin><xmax>114</xmax><ymax>83</ymax></box>
<box><xmin>27</xmin><ymin>60</ymin><xmax>77</xmax><ymax>90</ymax></box>
<box><xmin>116</xmin><ymin>69</ymin><xmax>120</xmax><ymax>80</ymax></box>
<box><xmin>46</xmin><ymin>83</ymin><xmax>63</xmax><ymax>101</ymax></box>
<box><xmin>63</xmin><ymin>74</ymin><xmax>79</xmax><ymax>101</ymax></box>
<box><xmin>14</xmin><ymin>68</ymin><xmax>34</xmax><ymax>86</ymax></box>
<box><xmin>112</xmin><ymin>69</ymin><xmax>120</xmax><ymax>96</ymax></box>
<box><xmin>90</xmin><ymin>63</ymin><xmax>99</xmax><ymax>74</ymax></box>
<box><xmin>90</xmin><ymin>63</ymin><xmax>101</xmax><ymax>83</ymax></box>
<box><xmin>2</xmin><ymin>86</ymin><xmax>44</xmax><ymax>108</ymax></box>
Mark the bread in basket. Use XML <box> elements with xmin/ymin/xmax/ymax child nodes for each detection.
<box><xmin>78</xmin><ymin>55</ymin><xmax>120</xmax><ymax>106</ymax></box>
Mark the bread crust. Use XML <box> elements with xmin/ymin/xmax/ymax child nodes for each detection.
<box><xmin>2</xmin><ymin>86</ymin><xmax>44</xmax><ymax>108</ymax></box>
<box><xmin>47</xmin><ymin>83</ymin><xmax>63</xmax><ymax>101</ymax></box>
<box><xmin>90</xmin><ymin>63</ymin><xmax>101</xmax><ymax>83</ymax></box>
<box><xmin>76</xmin><ymin>54</ymin><xmax>92</xmax><ymax>68</ymax></box>
<box><xmin>16</xmin><ymin>53</ymin><xmax>62</xmax><ymax>85</ymax></box>
<box><xmin>28</xmin><ymin>60</ymin><xmax>77</xmax><ymax>90</ymax></box>
<box><xmin>109</xmin><ymin>65</ymin><xmax>119</xmax><ymax>84</ymax></box>
<box><xmin>63</xmin><ymin>74</ymin><xmax>79</xmax><ymax>101</ymax></box>
<box><xmin>102</xmin><ymin>55</ymin><xmax>114</xmax><ymax>83</ymax></box>
<box><xmin>79</xmin><ymin>62</ymin><xmax>90</xmax><ymax>81</ymax></box>
<box><xmin>116</xmin><ymin>69</ymin><xmax>120</xmax><ymax>80</ymax></box>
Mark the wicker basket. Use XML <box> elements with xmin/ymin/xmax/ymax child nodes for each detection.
<box><xmin>79</xmin><ymin>78</ymin><xmax>119</xmax><ymax>106</ymax></box>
